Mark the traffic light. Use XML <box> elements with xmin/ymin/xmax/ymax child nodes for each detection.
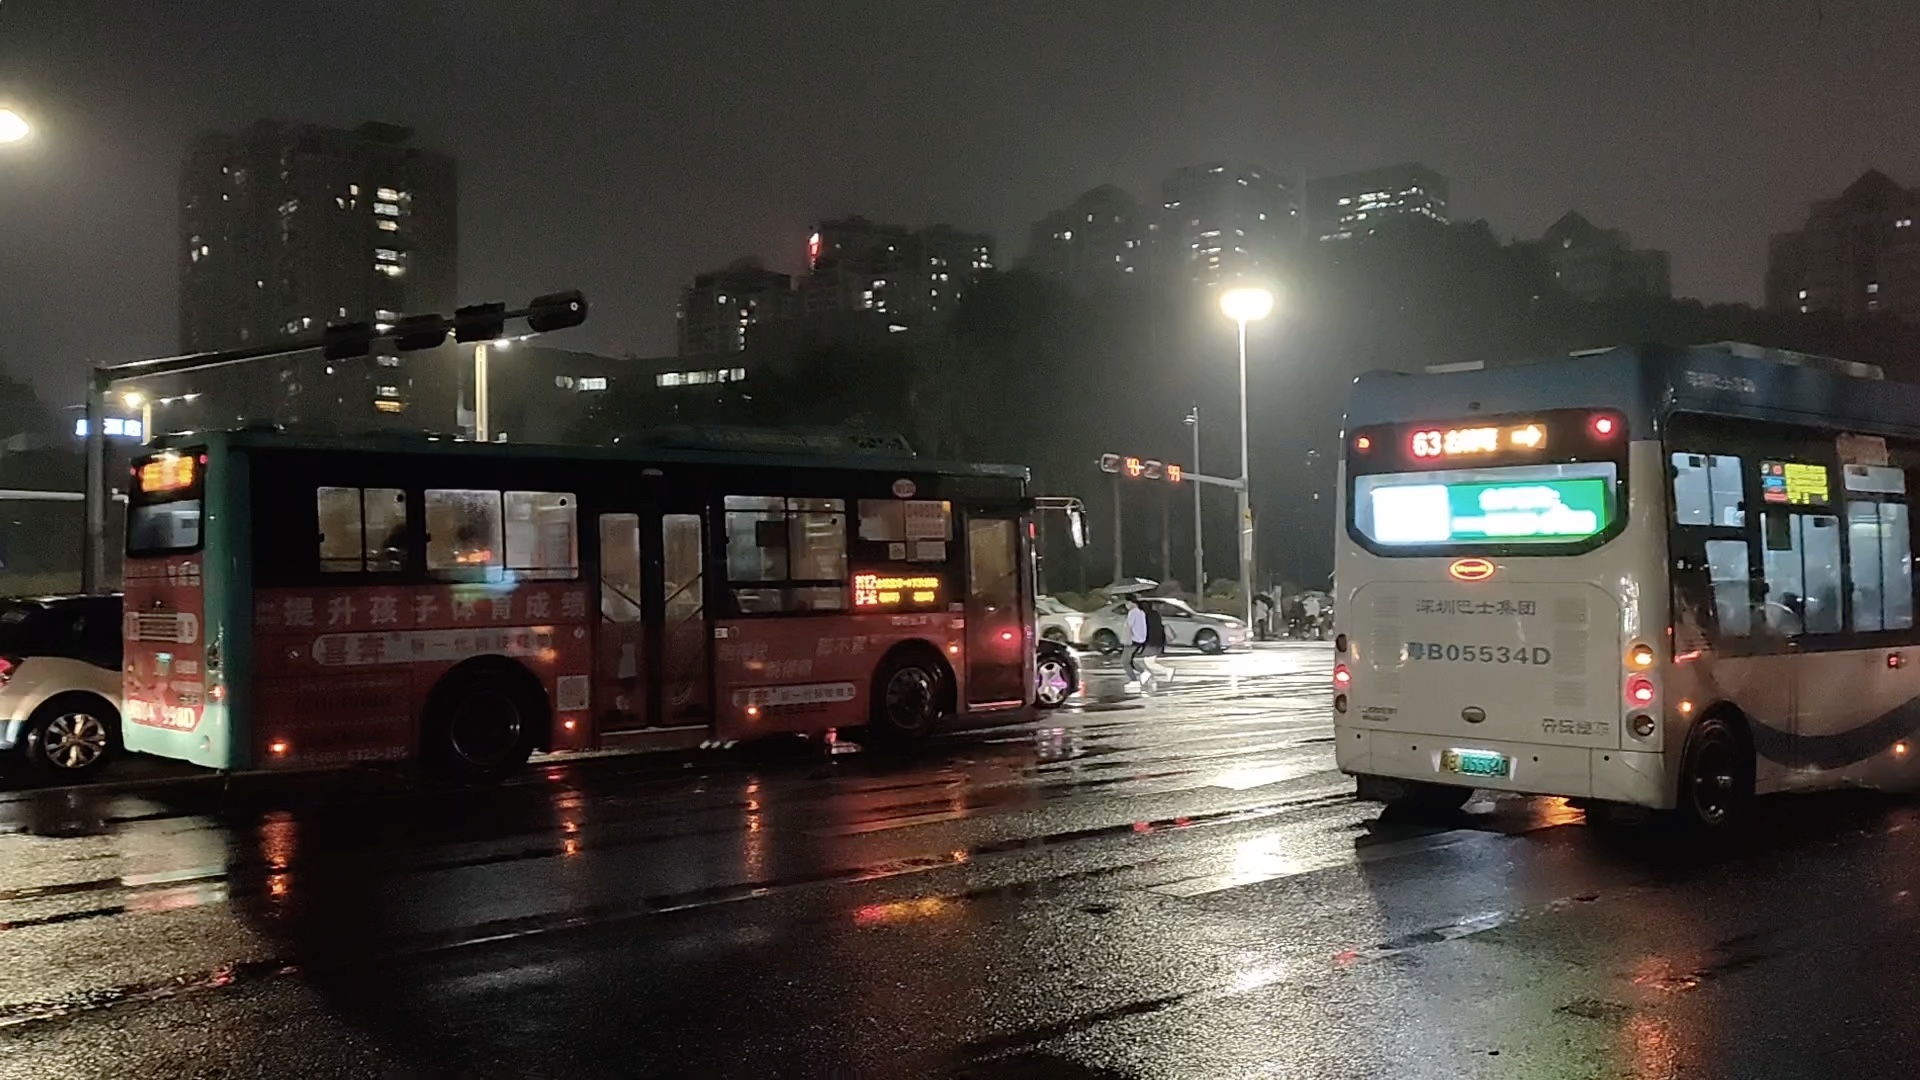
<box><xmin>526</xmin><ymin>290</ymin><xmax>588</xmax><ymax>334</ymax></box>
<box><xmin>322</xmin><ymin>321</ymin><xmax>376</xmax><ymax>361</ymax></box>
<box><xmin>1098</xmin><ymin>452</ymin><xmax>1185</xmax><ymax>483</ymax></box>
<box><xmin>393</xmin><ymin>313</ymin><xmax>450</xmax><ymax>352</ymax></box>
<box><xmin>453</xmin><ymin>302</ymin><xmax>507</xmax><ymax>343</ymax></box>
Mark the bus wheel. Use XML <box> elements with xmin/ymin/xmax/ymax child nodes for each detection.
<box><xmin>1358</xmin><ymin>774</ymin><xmax>1473</xmax><ymax>817</ymax></box>
<box><xmin>1675</xmin><ymin>713</ymin><xmax>1752</xmax><ymax>834</ymax></box>
<box><xmin>23</xmin><ymin>694</ymin><xmax>119</xmax><ymax>779</ymax></box>
<box><xmin>868</xmin><ymin>649</ymin><xmax>950</xmax><ymax>742</ymax></box>
<box><xmin>427</xmin><ymin>668</ymin><xmax>540</xmax><ymax>780</ymax></box>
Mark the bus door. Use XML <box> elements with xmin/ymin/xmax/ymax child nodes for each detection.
<box><xmin>962</xmin><ymin>511</ymin><xmax>1031</xmax><ymax>708</ymax></box>
<box><xmin>595</xmin><ymin>506</ymin><xmax>711</xmax><ymax>731</ymax></box>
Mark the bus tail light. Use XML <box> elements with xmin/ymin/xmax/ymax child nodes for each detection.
<box><xmin>1627</xmin><ymin>643</ymin><xmax>1655</xmax><ymax>669</ymax></box>
<box><xmin>1626</xmin><ymin>676</ymin><xmax>1656</xmax><ymax>707</ymax></box>
<box><xmin>268</xmin><ymin>739</ymin><xmax>290</xmax><ymax>757</ymax></box>
<box><xmin>745</xmin><ymin>704</ymin><xmax>762</xmax><ymax>720</ymax></box>
<box><xmin>1591</xmin><ymin>414</ymin><xmax>1620</xmax><ymax>438</ymax></box>
<box><xmin>1333</xmin><ymin>664</ymin><xmax>1352</xmax><ymax>691</ymax></box>
<box><xmin>0</xmin><ymin>656</ymin><xmax>14</xmax><ymax>686</ymax></box>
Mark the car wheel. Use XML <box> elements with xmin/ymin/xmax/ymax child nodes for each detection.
<box><xmin>1090</xmin><ymin>629</ymin><xmax>1122</xmax><ymax>654</ymax></box>
<box><xmin>1035</xmin><ymin>652</ymin><xmax>1077</xmax><ymax>709</ymax></box>
<box><xmin>23</xmin><ymin>694</ymin><xmax>119</xmax><ymax>779</ymax></box>
<box><xmin>1041</xmin><ymin>626</ymin><xmax>1069</xmax><ymax>644</ymax></box>
<box><xmin>1194</xmin><ymin>628</ymin><xmax>1223</xmax><ymax>654</ymax></box>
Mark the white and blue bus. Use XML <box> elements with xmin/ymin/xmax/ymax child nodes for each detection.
<box><xmin>1333</xmin><ymin>342</ymin><xmax>1920</xmax><ymax>832</ymax></box>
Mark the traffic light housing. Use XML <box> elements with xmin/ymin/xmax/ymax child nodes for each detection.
<box><xmin>526</xmin><ymin>290</ymin><xmax>588</xmax><ymax>334</ymax></box>
<box><xmin>322</xmin><ymin>321</ymin><xmax>376</xmax><ymax>361</ymax></box>
<box><xmin>453</xmin><ymin>302</ymin><xmax>507</xmax><ymax>343</ymax></box>
<box><xmin>393</xmin><ymin>313</ymin><xmax>450</xmax><ymax>352</ymax></box>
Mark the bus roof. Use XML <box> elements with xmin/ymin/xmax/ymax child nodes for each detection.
<box><xmin>155</xmin><ymin>427</ymin><xmax>1031</xmax><ymax>483</ymax></box>
<box><xmin>1347</xmin><ymin>343</ymin><xmax>1920</xmax><ymax>441</ymax></box>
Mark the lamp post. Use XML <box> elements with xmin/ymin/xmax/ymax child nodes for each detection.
<box><xmin>1219</xmin><ymin>285</ymin><xmax>1275</xmax><ymax>632</ymax></box>
<box><xmin>122</xmin><ymin>392</ymin><xmax>152</xmax><ymax>446</ymax></box>
<box><xmin>1185</xmin><ymin>405</ymin><xmax>1203</xmax><ymax>597</ymax></box>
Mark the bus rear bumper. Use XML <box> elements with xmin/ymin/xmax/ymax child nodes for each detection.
<box><xmin>1337</xmin><ymin>727</ymin><xmax>1671</xmax><ymax>809</ymax></box>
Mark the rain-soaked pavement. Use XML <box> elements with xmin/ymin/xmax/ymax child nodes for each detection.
<box><xmin>1</xmin><ymin>642</ymin><xmax>1918</xmax><ymax>1079</ymax></box>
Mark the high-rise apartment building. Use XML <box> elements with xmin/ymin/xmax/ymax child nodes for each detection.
<box><xmin>1023</xmin><ymin>185</ymin><xmax>1149</xmax><ymax>291</ymax></box>
<box><xmin>799</xmin><ymin>216</ymin><xmax>993</xmax><ymax>323</ymax></box>
<box><xmin>676</xmin><ymin>259</ymin><xmax>795</xmax><ymax>357</ymax></box>
<box><xmin>1307</xmin><ymin>163</ymin><xmax>1450</xmax><ymax>242</ymax></box>
<box><xmin>179</xmin><ymin>120</ymin><xmax>456</xmax><ymax>425</ymax></box>
<box><xmin>1532</xmin><ymin>211</ymin><xmax>1671</xmax><ymax>303</ymax></box>
<box><xmin>1158</xmin><ymin>161</ymin><xmax>1297</xmax><ymax>288</ymax></box>
<box><xmin>1767</xmin><ymin>170</ymin><xmax>1920</xmax><ymax>321</ymax></box>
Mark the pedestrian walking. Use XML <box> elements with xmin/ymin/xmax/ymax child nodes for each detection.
<box><xmin>1124</xmin><ymin>594</ymin><xmax>1151</xmax><ymax>691</ymax></box>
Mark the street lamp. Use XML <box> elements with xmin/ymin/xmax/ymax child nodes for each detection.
<box><xmin>0</xmin><ymin>107</ymin><xmax>30</xmax><ymax>145</ymax></box>
<box><xmin>1219</xmin><ymin>285</ymin><xmax>1275</xmax><ymax>632</ymax></box>
<box><xmin>122</xmin><ymin>392</ymin><xmax>153</xmax><ymax>445</ymax></box>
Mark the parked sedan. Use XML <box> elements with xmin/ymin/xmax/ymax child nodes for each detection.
<box><xmin>1035</xmin><ymin>595</ymin><xmax>1088</xmax><ymax>645</ymax></box>
<box><xmin>0</xmin><ymin>594</ymin><xmax>123</xmax><ymax>779</ymax></box>
<box><xmin>1082</xmin><ymin>596</ymin><xmax>1250</xmax><ymax>654</ymax></box>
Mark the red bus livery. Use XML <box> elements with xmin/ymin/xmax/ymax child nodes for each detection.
<box><xmin>120</xmin><ymin>432</ymin><xmax>1035</xmax><ymax>776</ymax></box>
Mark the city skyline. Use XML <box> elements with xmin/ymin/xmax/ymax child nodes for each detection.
<box><xmin>4</xmin><ymin>1</ymin><xmax>1919</xmax><ymax>399</ymax></box>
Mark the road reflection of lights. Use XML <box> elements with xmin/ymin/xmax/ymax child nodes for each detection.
<box><xmin>1229</xmin><ymin>962</ymin><xmax>1288</xmax><ymax>993</ymax></box>
<box><xmin>852</xmin><ymin>896</ymin><xmax>953</xmax><ymax>928</ymax></box>
<box><xmin>1625</xmin><ymin>1013</ymin><xmax>1680</xmax><ymax>1077</ymax></box>
<box><xmin>259</xmin><ymin>810</ymin><xmax>298</xmax><ymax>906</ymax></box>
<box><xmin>1214</xmin><ymin>763</ymin><xmax>1311</xmax><ymax>791</ymax></box>
<box><xmin>1227</xmin><ymin>832</ymin><xmax>1304</xmax><ymax>885</ymax></box>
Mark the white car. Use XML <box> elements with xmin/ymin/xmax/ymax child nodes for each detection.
<box><xmin>1035</xmin><ymin>595</ymin><xmax>1088</xmax><ymax>646</ymax></box>
<box><xmin>1</xmin><ymin>594</ymin><xmax>123</xmax><ymax>779</ymax></box>
<box><xmin>1082</xmin><ymin>596</ymin><xmax>1250</xmax><ymax>654</ymax></box>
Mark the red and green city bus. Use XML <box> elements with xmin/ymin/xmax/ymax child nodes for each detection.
<box><xmin>119</xmin><ymin>430</ymin><xmax>1035</xmax><ymax>776</ymax></box>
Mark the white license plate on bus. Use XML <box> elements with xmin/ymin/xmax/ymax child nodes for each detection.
<box><xmin>1440</xmin><ymin>748</ymin><xmax>1512</xmax><ymax>779</ymax></box>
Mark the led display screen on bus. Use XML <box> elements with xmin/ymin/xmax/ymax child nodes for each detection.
<box><xmin>1352</xmin><ymin>464</ymin><xmax>1618</xmax><ymax>548</ymax></box>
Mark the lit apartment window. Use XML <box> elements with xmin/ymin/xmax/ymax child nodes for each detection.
<box><xmin>376</xmin><ymin>385</ymin><xmax>401</xmax><ymax>399</ymax></box>
<box><xmin>375</xmin><ymin>309</ymin><xmax>399</xmax><ymax>321</ymax></box>
<box><xmin>349</xmin><ymin>184</ymin><xmax>360</xmax><ymax>195</ymax></box>
<box><xmin>376</xmin><ymin>187</ymin><xmax>403</xmax><ymax>202</ymax></box>
<box><xmin>375</xmin><ymin>248</ymin><xmax>401</xmax><ymax>262</ymax></box>
<box><xmin>374</xmin><ymin>202</ymin><xmax>401</xmax><ymax>217</ymax></box>
<box><xmin>657</xmin><ymin>372</ymin><xmax>686</xmax><ymax>387</ymax></box>
<box><xmin>378</xmin><ymin>219</ymin><xmax>399</xmax><ymax>232</ymax></box>
<box><xmin>376</xmin><ymin>264</ymin><xmax>405</xmax><ymax>277</ymax></box>
<box><xmin>1898</xmin><ymin>219</ymin><xmax>1914</xmax><ymax>228</ymax></box>
<box><xmin>577</xmin><ymin>377</ymin><xmax>608</xmax><ymax>392</ymax></box>
<box><xmin>1869</xmin><ymin>283</ymin><xmax>1881</xmax><ymax>294</ymax></box>
<box><xmin>1798</xmin><ymin>289</ymin><xmax>1809</xmax><ymax>300</ymax></box>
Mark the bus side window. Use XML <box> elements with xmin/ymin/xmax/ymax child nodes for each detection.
<box><xmin>1846</xmin><ymin>501</ymin><xmax>1914</xmax><ymax>633</ymax></box>
<box><xmin>1702</xmin><ymin>540</ymin><xmax>1752</xmax><ymax>637</ymax></box>
<box><xmin>505</xmin><ymin>491</ymin><xmax>578</xmax><ymax>581</ymax></box>
<box><xmin>426</xmin><ymin>489</ymin><xmax>505</xmax><ymax>581</ymax></box>
<box><xmin>1760</xmin><ymin>511</ymin><xmax>1844</xmax><ymax>636</ymax></box>
<box><xmin>1671</xmin><ymin>453</ymin><xmax>1745</xmax><ymax>527</ymax></box>
<box><xmin>364</xmin><ymin>488</ymin><xmax>409</xmax><ymax>573</ymax></box>
<box><xmin>317</xmin><ymin>487</ymin><xmax>363</xmax><ymax>573</ymax></box>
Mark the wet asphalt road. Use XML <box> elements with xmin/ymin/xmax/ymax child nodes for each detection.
<box><xmin>2</xmin><ymin>643</ymin><xmax>1920</xmax><ymax>1079</ymax></box>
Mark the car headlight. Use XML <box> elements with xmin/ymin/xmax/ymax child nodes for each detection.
<box><xmin>1067</xmin><ymin>615</ymin><xmax>1085</xmax><ymax>636</ymax></box>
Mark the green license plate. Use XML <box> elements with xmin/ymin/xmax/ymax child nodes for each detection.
<box><xmin>1441</xmin><ymin>748</ymin><xmax>1512</xmax><ymax>778</ymax></box>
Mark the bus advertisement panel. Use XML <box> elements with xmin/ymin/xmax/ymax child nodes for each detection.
<box><xmin>120</xmin><ymin>433</ymin><xmax>1034</xmax><ymax>777</ymax></box>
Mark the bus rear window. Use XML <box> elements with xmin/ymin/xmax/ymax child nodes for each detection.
<box><xmin>128</xmin><ymin>499</ymin><xmax>204</xmax><ymax>553</ymax></box>
<box><xmin>1351</xmin><ymin>462</ymin><xmax>1619</xmax><ymax>551</ymax></box>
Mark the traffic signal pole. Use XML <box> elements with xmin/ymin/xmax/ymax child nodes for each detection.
<box><xmin>80</xmin><ymin>291</ymin><xmax>587</xmax><ymax>593</ymax></box>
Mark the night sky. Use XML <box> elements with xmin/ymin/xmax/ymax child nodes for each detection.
<box><xmin>4</xmin><ymin>0</ymin><xmax>1918</xmax><ymax>400</ymax></box>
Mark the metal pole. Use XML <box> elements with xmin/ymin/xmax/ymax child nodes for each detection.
<box><xmin>1189</xmin><ymin>406</ymin><xmax>1203</xmax><ymax>598</ymax></box>
<box><xmin>1160</xmin><ymin>493</ymin><xmax>1171</xmax><ymax>585</ymax></box>
<box><xmin>473</xmin><ymin>341</ymin><xmax>490</xmax><ymax>443</ymax></box>
<box><xmin>140</xmin><ymin>400</ymin><xmax>153</xmax><ymax>445</ymax></box>
<box><xmin>81</xmin><ymin>373</ymin><xmax>107</xmax><ymax>594</ymax></box>
<box><xmin>1236</xmin><ymin>318</ymin><xmax>1254</xmax><ymax>631</ymax></box>
<box><xmin>1111</xmin><ymin>471</ymin><xmax>1123</xmax><ymax>584</ymax></box>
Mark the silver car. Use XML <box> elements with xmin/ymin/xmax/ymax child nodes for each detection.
<box><xmin>1082</xmin><ymin>596</ymin><xmax>1250</xmax><ymax>654</ymax></box>
<box><xmin>1</xmin><ymin>594</ymin><xmax>123</xmax><ymax>779</ymax></box>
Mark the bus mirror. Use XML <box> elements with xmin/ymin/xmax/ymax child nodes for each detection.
<box><xmin>1069</xmin><ymin>509</ymin><xmax>1087</xmax><ymax>549</ymax></box>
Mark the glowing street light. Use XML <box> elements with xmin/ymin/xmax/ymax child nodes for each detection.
<box><xmin>1219</xmin><ymin>285</ymin><xmax>1277</xmax><ymax>631</ymax></box>
<box><xmin>0</xmin><ymin>107</ymin><xmax>29</xmax><ymax>145</ymax></box>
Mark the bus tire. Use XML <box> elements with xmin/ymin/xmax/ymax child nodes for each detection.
<box><xmin>1358</xmin><ymin>774</ymin><xmax>1473</xmax><ymax>816</ymax></box>
<box><xmin>22</xmin><ymin>693</ymin><xmax>119</xmax><ymax>779</ymax></box>
<box><xmin>424</xmin><ymin>662</ymin><xmax>544</xmax><ymax>781</ymax></box>
<box><xmin>866</xmin><ymin>644</ymin><xmax>953</xmax><ymax>744</ymax></box>
<box><xmin>1672</xmin><ymin>710</ymin><xmax>1753</xmax><ymax>836</ymax></box>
